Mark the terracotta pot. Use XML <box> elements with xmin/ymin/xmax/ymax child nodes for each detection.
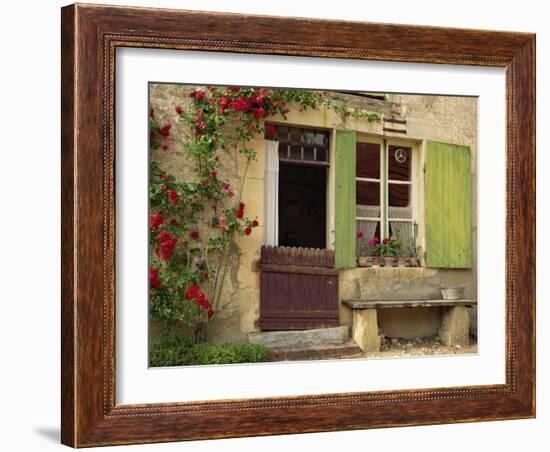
<box><xmin>357</xmin><ymin>256</ymin><xmax>369</xmax><ymax>267</ymax></box>
<box><xmin>384</xmin><ymin>256</ymin><xmax>395</xmax><ymax>267</ymax></box>
<box><xmin>397</xmin><ymin>256</ymin><xmax>407</xmax><ymax>267</ymax></box>
<box><xmin>372</xmin><ymin>256</ymin><xmax>382</xmax><ymax>267</ymax></box>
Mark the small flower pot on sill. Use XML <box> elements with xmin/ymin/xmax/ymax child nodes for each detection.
<box><xmin>372</xmin><ymin>256</ymin><xmax>382</xmax><ymax>267</ymax></box>
<box><xmin>383</xmin><ymin>256</ymin><xmax>395</xmax><ymax>267</ymax></box>
<box><xmin>397</xmin><ymin>256</ymin><xmax>408</xmax><ymax>267</ymax></box>
<box><xmin>357</xmin><ymin>256</ymin><xmax>370</xmax><ymax>267</ymax></box>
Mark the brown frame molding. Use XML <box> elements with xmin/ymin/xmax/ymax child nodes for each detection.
<box><xmin>61</xmin><ymin>3</ymin><xmax>535</xmax><ymax>447</ymax></box>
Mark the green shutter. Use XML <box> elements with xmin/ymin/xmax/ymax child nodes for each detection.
<box><xmin>425</xmin><ymin>141</ymin><xmax>472</xmax><ymax>268</ymax></box>
<box><xmin>335</xmin><ymin>130</ymin><xmax>357</xmax><ymax>268</ymax></box>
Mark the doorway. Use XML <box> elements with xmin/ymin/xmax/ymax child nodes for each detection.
<box><xmin>278</xmin><ymin>164</ymin><xmax>327</xmax><ymax>249</ymax></box>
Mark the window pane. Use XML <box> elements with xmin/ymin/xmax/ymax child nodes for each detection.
<box><xmin>316</xmin><ymin>148</ymin><xmax>327</xmax><ymax>162</ymax></box>
<box><xmin>303</xmin><ymin>145</ymin><xmax>314</xmax><ymax>161</ymax></box>
<box><xmin>356</xmin><ymin>181</ymin><xmax>380</xmax><ymax>206</ymax></box>
<box><xmin>389</xmin><ymin>221</ymin><xmax>415</xmax><ymax>257</ymax></box>
<box><xmin>388</xmin><ymin>183</ymin><xmax>410</xmax><ymax>207</ymax></box>
<box><xmin>356</xmin><ymin>220</ymin><xmax>380</xmax><ymax>256</ymax></box>
<box><xmin>278</xmin><ymin>143</ymin><xmax>288</xmax><ymax>159</ymax></box>
<box><xmin>388</xmin><ymin>145</ymin><xmax>412</xmax><ymax>181</ymax></box>
<box><xmin>290</xmin><ymin>145</ymin><xmax>302</xmax><ymax>160</ymax></box>
<box><xmin>276</xmin><ymin>126</ymin><xmax>288</xmax><ymax>141</ymax></box>
<box><xmin>356</xmin><ymin>142</ymin><xmax>380</xmax><ymax>179</ymax></box>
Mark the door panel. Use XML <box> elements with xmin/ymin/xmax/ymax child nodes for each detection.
<box><xmin>259</xmin><ymin>246</ymin><xmax>339</xmax><ymax>331</ymax></box>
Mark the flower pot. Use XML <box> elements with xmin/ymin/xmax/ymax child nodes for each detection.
<box><xmin>372</xmin><ymin>256</ymin><xmax>382</xmax><ymax>267</ymax></box>
<box><xmin>440</xmin><ymin>287</ymin><xmax>465</xmax><ymax>300</ymax></box>
<box><xmin>383</xmin><ymin>256</ymin><xmax>395</xmax><ymax>267</ymax></box>
<box><xmin>397</xmin><ymin>256</ymin><xmax>407</xmax><ymax>267</ymax></box>
<box><xmin>357</xmin><ymin>256</ymin><xmax>370</xmax><ymax>267</ymax></box>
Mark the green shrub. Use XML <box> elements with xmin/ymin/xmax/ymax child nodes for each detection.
<box><xmin>150</xmin><ymin>342</ymin><xmax>269</xmax><ymax>367</ymax></box>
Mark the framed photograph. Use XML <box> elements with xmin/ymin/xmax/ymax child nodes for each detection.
<box><xmin>61</xmin><ymin>3</ymin><xmax>535</xmax><ymax>447</ymax></box>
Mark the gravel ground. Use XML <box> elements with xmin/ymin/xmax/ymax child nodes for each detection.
<box><xmin>363</xmin><ymin>336</ymin><xmax>478</xmax><ymax>358</ymax></box>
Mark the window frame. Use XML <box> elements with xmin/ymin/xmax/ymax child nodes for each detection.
<box><xmin>355</xmin><ymin>136</ymin><xmax>419</xmax><ymax>252</ymax></box>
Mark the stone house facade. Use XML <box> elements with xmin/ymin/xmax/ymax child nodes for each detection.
<box><xmin>150</xmin><ymin>84</ymin><xmax>477</xmax><ymax>347</ymax></box>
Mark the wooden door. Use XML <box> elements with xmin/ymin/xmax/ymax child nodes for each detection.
<box><xmin>259</xmin><ymin>246</ymin><xmax>339</xmax><ymax>331</ymax></box>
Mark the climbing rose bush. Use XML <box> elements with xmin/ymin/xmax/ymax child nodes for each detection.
<box><xmin>148</xmin><ymin>85</ymin><xmax>380</xmax><ymax>345</ymax></box>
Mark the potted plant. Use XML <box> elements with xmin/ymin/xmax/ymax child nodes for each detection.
<box><xmin>370</xmin><ymin>237</ymin><xmax>400</xmax><ymax>267</ymax></box>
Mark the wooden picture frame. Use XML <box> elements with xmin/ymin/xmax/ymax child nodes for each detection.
<box><xmin>61</xmin><ymin>3</ymin><xmax>535</xmax><ymax>447</ymax></box>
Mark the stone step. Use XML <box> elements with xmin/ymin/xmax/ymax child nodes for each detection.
<box><xmin>247</xmin><ymin>325</ymin><xmax>351</xmax><ymax>349</ymax></box>
<box><xmin>267</xmin><ymin>342</ymin><xmax>362</xmax><ymax>362</ymax></box>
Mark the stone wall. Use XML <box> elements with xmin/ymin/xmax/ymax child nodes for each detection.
<box><xmin>149</xmin><ymin>84</ymin><xmax>478</xmax><ymax>343</ymax></box>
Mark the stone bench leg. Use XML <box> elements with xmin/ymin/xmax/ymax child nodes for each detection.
<box><xmin>352</xmin><ymin>309</ymin><xmax>381</xmax><ymax>352</ymax></box>
<box><xmin>439</xmin><ymin>306</ymin><xmax>470</xmax><ymax>347</ymax></box>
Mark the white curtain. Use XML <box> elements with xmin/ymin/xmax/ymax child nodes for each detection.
<box><xmin>264</xmin><ymin>140</ymin><xmax>279</xmax><ymax>246</ymax></box>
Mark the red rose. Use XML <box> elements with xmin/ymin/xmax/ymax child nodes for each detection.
<box><xmin>356</xmin><ymin>231</ymin><xmax>364</xmax><ymax>238</ymax></box>
<box><xmin>203</xmin><ymin>271</ymin><xmax>209</xmax><ymax>280</ymax></box>
<box><xmin>160</xmin><ymin>172</ymin><xmax>168</xmax><ymax>181</ymax></box>
<box><xmin>214</xmin><ymin>155</ymin><xmax>220</xmax><ymax>162</ymax></box>
<box><xmin>159</xmin><ymin>122</ymin><xmax>171</xmax><ymax>137</ymax></box>
<box><xmin>245</xmin><ymin>227</ymin><xmax>252</xmax><ymax>236</ymax></box>
<box><xmin>207</xmin><ymin>308</ymin><xmax>215</xmax><ymax>319</ymax></box>
<box><xmin>190</xmin><ymin>230</ymin><xmax>200</xmax><ymax>240</ymax></box>
<box><xmin>150</xmin><ymin>213</ymin><xmax>164</xmax><ymax>231</ymax></box>
<box><xmin>149</xmin><ymin>108</ymin><xmax>155</xmax><ymax>118</ymax></box>
<box><xmin>157</xmin><ymin>232</ymin><xmax>177</xmax><ymax>260</ymax></box>
<box><xmin>157</xmin><ymin>231</ymin><xmax>170</xmax><ymax>243</ymax></box>
<box><xmin>170</xmin><ymin>218</ymin><xmax>178</xmax><ymax>226</ymax></box>
<box><xmin>247</xmin><ymin>122</ymin><xmax>256</xmax><ymax>132</ymax></box>
<box><xmin>226</xmin><ymin>190</ymin><xmax>234</xmax><ymax>198</ymax></box>
<box><xmin>222</xmin><ymin>181</ymin><xmax>230</xmax><ymax>190</ymax></box>
<box><xmin>195</xmin><ymin>90</ymin><xmax>205</xmax><ymax>100</ymax></box>
<box><xmin>211</xmin><ymin>171</ymin><xmax>217</xmax><ymax>179</ymax></box>
<box><xmin>252</xmin><ymin>107</ymin><xmax>265</xmax><ymax>120</ymax></box>
<box><xmin>159</xmin><ymin>184</ymin><xmax>166</xmax><ymax>191</ymax></box>
<box><xmin>266</xmin><ymin>124</ymin><xmax>277</xmax><ymax>138</ymax></box>
<box><xmin>166</xmin><ymin>189</ymin><xmax>178</xmax><ymax>205</ymax></box>
<box><xmin>149</xmin><ymin>267</ymin><xmax>161</xmax><ymax>289</ymax></box>
<box><xmin>252</xmin><ymin>219</ymin><xmax>259</xmax><ymax>227</ymax></box>
<box><xmin>161</xmin><ymin>143</ymin><xmax>169</xmax><ymax>151</ymax></box>
<box><xmin>229</xmin><ymin>87</ymin><xmax>240</xmax><ymax>93</ymax></box>
<box><xmin>185</xmin><ymin>284</ymin><xmax>201</xmax><ymax>300</ymax></box>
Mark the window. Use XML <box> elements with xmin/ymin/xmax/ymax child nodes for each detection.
<box><xmin>355</xmin><ymin>141</ymin><xmax>416</xmax><ymax>257</ymax></box>
<box><xmin>272</xmin><ymin>126</ymin><xmax>330</xmax><ymax>166</ymax></box>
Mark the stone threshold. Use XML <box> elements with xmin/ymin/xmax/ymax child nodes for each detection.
<box><xmin>267</xmin><ymin>342</ymin><xmax>362</xmax><ymax>362</ymax></box>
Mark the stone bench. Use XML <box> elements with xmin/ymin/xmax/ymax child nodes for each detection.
<box><xmin>342</xmin><ymin>299</ymin><xmax>477</xmax><ymax>352</ymax></box>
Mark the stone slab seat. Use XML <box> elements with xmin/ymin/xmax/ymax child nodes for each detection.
<box><xmin>342</xmin><ymin>299</ymin><xmax>478</xmax><ymax>352</ymax></box>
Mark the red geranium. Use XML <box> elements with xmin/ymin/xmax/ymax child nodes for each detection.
<box><xmin>166</xmin><ymin>189</ymin><xmax>178</xmax><ymax>205</ymax></box>
<box><xmin>149</xmin><ymin>267</ymin><xmax>161</xmax><ymax>289</ymax></box>
<box><xmin>357</xmin><ymin>231</ymin><xmax>364</xmax><ymax>238</ymax></box>
<box><xmin>382</xmin><ymin>237</ymin><xmax>391</xmax><ymax>245</ymax></box>
<box><xmin>150</xmin><ymin>213</ymin><xmax>164</xmax><ymax>231</ymax></box>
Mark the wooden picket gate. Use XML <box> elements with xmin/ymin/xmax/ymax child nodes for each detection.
<box><xmin>259</xmin><ymin>246</ymin><xmax>339</xmax><ymax>331</ymax></box>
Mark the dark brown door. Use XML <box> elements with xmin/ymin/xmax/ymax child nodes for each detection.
<box><xmin>259</xmin><ymin>246</ymin><xmax>339</xmax><ymax>331</ymax></box>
